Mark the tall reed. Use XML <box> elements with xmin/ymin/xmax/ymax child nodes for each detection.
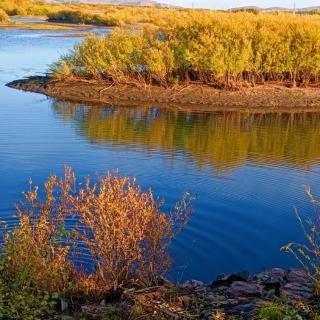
<box><xmin>282</xmin><ymin>187</ymin><xmax>320</xmax><ymax>283</ymax></box>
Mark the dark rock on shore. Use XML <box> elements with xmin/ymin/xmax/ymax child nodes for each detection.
<box><xmin>180</xmin><ymin>268</ymin><xmax>314</xmax><ymax>319</ymax></box>
<box><xmin>255</xmin><ymin>268</ymin><xmax>286</xmax><ymax>289</ymax></box>
<box><xmin>227</xmin><ymin>281</ymin><xmax>263</xmax><ymax>298</ymax></box>
<box><xmin>211</xmin><ymin>271</ymin><xmax>251</xmax><ymax>287</ymax></box>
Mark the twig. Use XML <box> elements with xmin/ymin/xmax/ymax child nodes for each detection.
<box><xmin>99</xmin><ymin>83</ymin><xmax>114</xmax><ymax>94</ymax></box>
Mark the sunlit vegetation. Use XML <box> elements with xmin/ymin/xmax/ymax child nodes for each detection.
<box><xmin>47</xmin><ymin>9</ymin><xmax>121</xmax><ymax>26</ymax></box>
<box><xmin>4</xmin><ymin>1</ymin><xmax>320</xmax><ymax>89</ymax></box>
<box><xmin>4</xmin><ymin>2</ymin><xmax>320</xmax><ymax>88</ymax></box>
<box><xmin>259</xmin><ymin>301</ymin><xmax>303</xmax><ymax>320</ymax></box>
<box><xmin>0</xmin><ymin>0</ymin><xmax>190</xmax><ymax>27</ymax></box>
<box><xmin>46</xmin><ymin>6</ymin><xmax>191</xmax><ymax>27</ymax></box>
<box><xmin>0</xmin><ymin>9</ymin><xmax>9</xmax><ymax>23</ymax></box>
<box><xmin>0</xmin><ymin>167</ymin><xmax>192</xmax><ymax>318</ymax></box>
<box><xmin>282</xmin><ymin>187</ymin><xmax>320</xmax><ymax>282</ymax></box>
<box><xmin>50</xmin><ymin>11</ymin><xmax>320</xmax><ymax>89</ymax></box>
<box><xmin>0</xmin><ymin>0</ymin><xmax>33</xmax><ymax>16</ymax></box>
<box><xmin>52</xmin><ymin>102</ymin><xmax>320</xmax><ymax>173</ymax></box>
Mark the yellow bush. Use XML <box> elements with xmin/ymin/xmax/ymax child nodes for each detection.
<box><xmin>3</xmin><ymin>174</ymin><xmax>76</xmax><ymax>294</ymax></box>
<box><xmin>2</xmin><ymin>167</ymin><xmax>192</xmax><ymax>298</ymax></box>
<box><xmin>52</xmin><ymin>11</ymin><xmax>320</xmax><ymax>88</ymax></box>
<box><xmin>0</xmin><ymin>9</ymin><xmax>9</xmax><ymax>23</ymax></box>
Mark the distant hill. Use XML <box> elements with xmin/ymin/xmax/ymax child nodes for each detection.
<box><xmin>45</xmin><ymin>1</ymin><xmax>320</xmax><ymax>11</ymax></box>
<box><xmin>230</xmin><ymin>5</ymin><xmax>320</xmax><ymax>12</ymax></box>
<box><xmin>47</xmin><ymin>0</ymin><xmax>176</xmax><ymax>8</ymax></box>
<box><xmin>299</xmin><ymin>6</ymin><xmax>320</xmax><ymax>11</ymax></box>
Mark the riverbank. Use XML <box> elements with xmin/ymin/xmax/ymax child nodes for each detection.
<box><xmin>0</xmin><ymin>20</ymin><xmax>101</xmax><ymax>31</ymax></box>
<box><xmin>7</xmin><ymin>76</ymin><xmax>320</xmax><ymax>110</ymax></box>
<box><xmin>41</xmin><ymin>268</ymin><xmax>316</xmax><ymax>320</ymax></box>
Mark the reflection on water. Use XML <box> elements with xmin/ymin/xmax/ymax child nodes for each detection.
<box><xmin>53</xmin><ymin>101</ymin><xmax>320</xmax><ymax>173</ymax></box>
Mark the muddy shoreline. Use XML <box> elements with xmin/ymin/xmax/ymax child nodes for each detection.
<box><xmin>7</xmin><ymin>76</ymin><xmax>320</xmax><ymax>111</ymax></box>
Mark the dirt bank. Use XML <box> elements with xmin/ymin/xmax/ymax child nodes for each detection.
<box><xmin>7</xmin><ymin>76</ymin><xmax>320</xmax><ymax>111</ymax></box>
<box><xmin>0</xmin><ymin>21</ymin><xmax>101</xmax><ymax>31</ymax></box>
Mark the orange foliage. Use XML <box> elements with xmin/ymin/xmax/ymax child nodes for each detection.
<box><xmin>2</xmin><ymin>167</ymin><xmax>192</xmax><ymax>299</ymax></box>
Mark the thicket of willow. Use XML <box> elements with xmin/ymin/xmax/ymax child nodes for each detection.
<box><xmin>51</xmin><ymin>11</ymin><xmax>320</xmax><ymax>89</ymax></box>
<box><xmin>0</xmin><ymin>9</ymin><xmax>9</xmax><ymax>22</ymax></box>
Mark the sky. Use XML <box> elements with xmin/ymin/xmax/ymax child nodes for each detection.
<box><xmin>159</xmin><ymin>0</ymin><xmax>320</xmax><ymax>9</ymax></box>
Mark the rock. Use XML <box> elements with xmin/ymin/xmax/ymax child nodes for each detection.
<box><xmin>162</xmin><ymin>309</ymin><xmax>180</xmax><ymax>319</ymax></box>
<box><xmin>219</xmin><ymin>298</ymin><xmax>239</xmax><ymax>308</ymax></box>
<box><xmin>227</xmin><ymin>300</ymin><xmax>266</xmax><ymax>320</ymax></box>
<box><xmin>280</xmin><ymin>282</ymin><xmax>314</xmax><ymax>302</ymax></box>
<box><xmin>211</xmin><ymin>271</ymin><xmax>251</xmax><ymax>287</ymax></box>
<box><xmin>255</xmin><ymin>268</ymin><xmax>286</xmax><ymax>289</ymax></box>
<box><xmin>182</xmin><ymin>279</ymin><xmax>204</xmax><ymax>288</ymax></box>
<box><xmin>201</xmin><ymin>308</ymin><xmax>222</xmax><ymax>319</ymax></box>
<box><xmin>204</xmin><ymin>293</ymin><xmax>231</xmax><ymax>307</ymax></box>
<box><xmin>211</xmin><ymin>285</ymin><xmax>229</xmax><ymax>294</ymax></box>
<box><xmin>177</xmin><ymin>295</ymin><xmax>192</xmax><ymax>308</ymax></box>
<box><xmin>60</xmin><ymin>299</ymin><xmax>68</xmax><ymax>312</ymax></box>
<box><xmin>60</xmin><ymin>316</ymin><xmax>75</xmax><ymax>320</ymax></box>
<box><xmin>81</xmin><ymin>304</ymin><xmax>107</xmax><ymax>314</ymax></box>
<box><xmin>279</xmin><ymin>269</ymin><xmax>314</xmax><ymax>302</ymax></box>
<box><xmin>205</xmin><ymin>292</ymin><xmax>222</xmax><ymax>303</ymax></box>
<box><xmin>285</xmin><ymin>268</ymin><xmax>313</xmax><ymax>287</ymax></box>
<box><xmin>227</xmin><ymin>281</ymin><xmax>263</xmax><ymax>298</ymax></box>
<box><xmin>194</xmin><ymin>285</ymin><xmax>208</xmax><ymax>294</ymax></box>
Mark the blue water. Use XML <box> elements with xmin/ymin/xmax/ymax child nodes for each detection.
<box><xmin>1</xmin><ymin>26</ymin><xmax>320</xmax><ymax>283</ymax></box>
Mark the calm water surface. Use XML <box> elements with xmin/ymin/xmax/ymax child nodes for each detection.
<box><xmin>1</xmin><ymin>26</ymin><xmax>320</xmax><ymax>282</ymax></box>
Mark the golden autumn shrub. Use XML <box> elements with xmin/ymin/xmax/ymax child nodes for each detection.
<box><xmin>72</xmin><ymin>173</ymin><xmax>181</xmax><ymax>296</ymax></box>
<box><xmin>2</xmin><ymin>173</ymin><xmax>76</xmax><ymax>294</ymax></box>
<box><xmin>0</xmin><ymin>9</ymin><xmax>8</xmax><ymax>23</ymax></box>
<box><xmin>1</xmin><ymin>167</ymin><xmax>192</xmax><ymax>299</ymax></box>
<box><xmin>51</xmin><ymin>11</ymin><xmax>320</xmax><ymax>89</ymax></box>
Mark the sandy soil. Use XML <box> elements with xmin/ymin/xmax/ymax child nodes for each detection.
<box><xmin>6</xmin><ymin>76</ymin><xmax>320</xmax><ymax>112</ymax></box>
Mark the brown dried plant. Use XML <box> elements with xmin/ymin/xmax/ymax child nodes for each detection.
<box><xmin>71</xmin><ymin>171</ymin><xmax>192</xmax><ymax>296</ymax></box>
<box><xmin>2</xmin><ymin>167</ymin><xmax>192</xmax><ymax>299</ymax></box>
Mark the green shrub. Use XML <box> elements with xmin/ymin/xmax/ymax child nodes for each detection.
<box><xmin>0</xmin><ymin>256</ymin><xmax>58</xmax><ymax>320</ymax></box>
<box><xmin>259</xmin><ymin>301</ymin><xmax>303</xmax><ymax>320</ymax></box>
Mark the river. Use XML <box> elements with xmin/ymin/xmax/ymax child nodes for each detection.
<box><xmin>1</xmin><ymin>23</ymin><xmax>320</xmax><ymax>282</ymax></box>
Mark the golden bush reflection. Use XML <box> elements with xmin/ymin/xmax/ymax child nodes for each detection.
<box><xmin>53</xmin><ymin>101</ymin><xmax>320</xmax><ymax>172</ymax></box>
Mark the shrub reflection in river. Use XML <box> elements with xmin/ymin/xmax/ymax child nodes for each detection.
<box><xmin>52</xmin><ymin>100</ymin><xmax>320</xmax><ymax>173</ymax></box>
